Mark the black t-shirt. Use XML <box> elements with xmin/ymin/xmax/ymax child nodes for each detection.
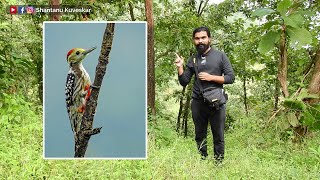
<box><xmin>178</xmin><ymin>48</ymin><xmax>235</xmax><ymax>99</ymax></box>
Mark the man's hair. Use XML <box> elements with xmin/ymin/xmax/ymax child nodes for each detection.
<box><xmin>192</xmin><ymin>26</ymin><xmax>211</xmax><ymax>38</ymax></box>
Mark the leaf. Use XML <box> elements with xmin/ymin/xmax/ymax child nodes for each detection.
<box><xmin>277</xmin><ymin>0</ymin><xmax>292</xmax><ymax>16</ymax></box>
<box><xmin>282</xmin><ymin>16</ymin><xmax>297</xmax><ymax>28</ymax></box>
<box><xmin>286</xmin><ymin>27</ymin><xmax>312</xmax><ymax>49</ymax></box>
<box><xmin>301</xmin><ymin>111</ymin><xmax>315</xmax><ymax>126</ymax></box>
<box><xmin>283</xmin><ymin>13</ymin><xmax>304</xmax><ymax>28</ymax></box>
<box><xmin>297</xmin><ymin>88</ymin><xmax>320</xmax><ymax>101</ymax></box>
<box><xmin>288</xmin><ymin>13</ymin><xmax>304</xmax><ymax>27</ymax></box>
<box><xmin>262</xmin><ymin>20</ymin><xmax>279</xmax><ymax>30</ymax></box>
<box><xmin>283</xmin><ymin>98</ymin><xmax>306</xmax><ymax>111</ymax></box>
<box><xmin>287</xmin><ymin>112</ymin><xmax>299</xmax><ymax>127</ymax></box>
<box><xmin>308</xmin><ymin>105</ymin><xmax>320</xmax><ymax>123</ymax></box>
<box><xmin>251</xmin><ymin>8</ymin><xmax>275</xmax><ymax>17</ymax></box>
<box><xmin>258</xmin><ymin>31</ymin><xmax>281</xmax><ymax>54</ymax></box>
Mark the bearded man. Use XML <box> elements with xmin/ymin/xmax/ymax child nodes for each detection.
<box><xmin>174</xmin><ymin>26</ymin><xmax>235</xmax><ymax>162</ymax></box>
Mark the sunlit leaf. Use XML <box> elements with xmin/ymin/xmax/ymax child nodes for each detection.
<box><xmin>277</xmin><ymin>0</ymin><xmax>292</xmax><ymax>16</ymax></box>
<box><xmin>288</xmin><ymin>13</ymin><xmax>304</xmax><ymax>27</ymax></box>
<box><xmin>258</xmin><ymin>31</ymin><xmax>281</xmax><ymax>54</ymax></box>
<box><xmin>287</xmin><ymin>112</ymin><xmax>299</xmax><ymax>127</ymax></box>
<box><xmin>251</xmin><ymin>8</ymin><xmax>275</xmax><ymax>17</ymax></box>
<box><xmin>286</xmin><ymin>27</ymin><xmax>312</xmax><ymax>49</ymax></box>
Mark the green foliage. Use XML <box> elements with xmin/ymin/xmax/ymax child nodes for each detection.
<box><xmin>283</xmin><ymin>98</ymin><xmax>306</xmax><ymax>111</ymax></box>
<box><xmin>282</xmin><ymin>13</ymin><xmax>304</xmax><ymax>28</ymax></box>
<box><xmin>252</xmin><ymin>0</ymin><xmax>315</xmax><ymax>54</ymax></box>
<box><xmin>276</xmin><ymin>0</ymin><xmax>292</xmax><ymax>16</ymax></box>
<box><xmin>309</xmin><ymin>146</ymin><xmax>320</xmax><ymax>161</ymax></box>
<box><xmin>287</xmin><ymin>112</ymin><xmax>299</xmax><ymax>127</ymax></box>
<box><xmin>286</xmin><ymin>27</ymin><xmax>313</xmax><ymax>49</ymax></box>
<box><xmin>301</xmin><ymin>105</ymin><xmax>320</xmax><ymax>130</ymax></box>
<box><xmin>251</xmin><ymin>8</ymin><xmax>275</xmax><ymax>17</ymax></box>
<box><xmin>0</xmin><ymin>93</ymin><xmax>35</xmax><ymax>125</ymax></box>
<box><xmin>258</xmin><ymin>30</ymin><xmax>281</xmax><ymax>54</ymax></box>
<box><xmin>282</xmin><ymin>89</ymin><xmax>320</xmax><ymax>130</ymax></box>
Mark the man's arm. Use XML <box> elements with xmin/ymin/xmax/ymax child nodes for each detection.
<box><xmin>175</xmin><ymin>53</ymin><xmax>193</xmax><ymax>86</ymax></box>
<box><xmin>198</xmin><ymin>73</ymin><xmax>225</xmax><ymax>84</ymax></box>
<box><xmin>198</xmin><ymin>53</ymin><xmax>235</xmax><ymax>84</ymax></box>
<box><xmin>221</xmin><ymin>53</ymin><xmax>235</xmax><ymax>84</ymax></box>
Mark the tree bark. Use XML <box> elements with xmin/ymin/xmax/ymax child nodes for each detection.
<box><xmin>145</xmin><ymin>0</ymin><xmax>156</xmax><ymax>116</ymax></box>
<box><xmin>182</xmin><ymin>84</ymin><xmax>192</xmax><ymax>137</ymax></box>
<box><xmin>274</xmin><ymin>78</ymin><xmax>280</xmax><ymax>111</ymax></box>
<box><xmin>243</xmin><ymin>76</ymin><xmax>248</xmax><ymax>116</ymax></box>
<box><xmin>176</xmin><ymin>86</ymin><xmax>186</xmax><ymax>132</ymax></box>
<box><xmin>129</xmin><ymin>2</ymin><xmax>136</xmax><ymax>21</ymax></box>
<box><xmin>308</xmin><ymin>47</ymin><xmax>320</xmax><ymax>103</ymax></box>
<box><xmin>278</xmin><ymin>25</ymin><xmax>289</xmax><ymax>97</ymax></box>
<box><xmin>183</xmin><ymin>91</ymin><xmax>191</xmax><ymax>138</ymax></box>
<box><xmin>74</xmin><ymin>23</ymin><xmax>115</xmax><ymax>157</ymax></box>
<box><xmin>49</xmin><ymin>0</ymin><xmax>61</xmax><ymax>21</ymax></box>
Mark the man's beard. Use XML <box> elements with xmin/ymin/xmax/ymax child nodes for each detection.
<box><xmin>196</xmin><ymin>43</ymin><xmax>210</xmax><ymax>55</ymax></box>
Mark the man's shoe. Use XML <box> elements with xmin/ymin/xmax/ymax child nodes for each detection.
<box><xmin>201</xmin><ymin>155</ymin><xmax>207</xmax><ymax>160</ymax></box>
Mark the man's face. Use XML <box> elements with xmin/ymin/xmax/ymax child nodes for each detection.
<box><xmin>193</xmin><ymin>31</ymin><xmax>211</xmax><ymax>54</ymax></box>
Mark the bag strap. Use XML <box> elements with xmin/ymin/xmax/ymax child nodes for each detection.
<box><xmin>193</xmin><ymin>56</ymin><xmax>204</xmax><ymax>94</ymax></box>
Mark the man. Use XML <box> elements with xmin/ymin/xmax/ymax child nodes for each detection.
<box><xmin>174</xmin><ymin>26</ymin><xmax>235</xmax><ymax>162</ymax></box>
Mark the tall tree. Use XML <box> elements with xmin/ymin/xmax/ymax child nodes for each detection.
<box><xmin>145</xmin><ymin>0</ymin><xmax>155</xmax><ymax>116</ymax></box>
<box><xmin>50</xmin><ymin>0</ymin><xmax>61</xmax><ymax>21</ymax></box>
<box><xmin>308</xmin><ymin>47</ymin><xmax>320</xmax><ymax>101</ymax></box>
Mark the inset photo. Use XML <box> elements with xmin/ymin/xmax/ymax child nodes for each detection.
<box><xmin>43</xmin><ymin>22</ymin><xmax>147</xmax><ymax>159</ymax></box>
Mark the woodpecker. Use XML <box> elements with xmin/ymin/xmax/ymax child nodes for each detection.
<box><xmin>65</xmin><ymin>47</ymin><xmax>96</xmax><ymax>142</ymax></box>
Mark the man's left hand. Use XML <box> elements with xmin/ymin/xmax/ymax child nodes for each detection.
<box><xmin>198</xmin><ymin>72</ymin><xmax>213</xmax><ymax>81</ymax></box>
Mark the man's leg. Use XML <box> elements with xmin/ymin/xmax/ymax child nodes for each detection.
<box><xmin>191</xmin><ymin>99</ymin><xmax>209</xmax><ymax>158</ymax></box>
<box><xmin>209</xmin><ymin>104</ymin><xmax>226</xmax><ymax>161</ymax></box>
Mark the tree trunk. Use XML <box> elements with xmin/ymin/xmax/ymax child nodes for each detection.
<box><xmin>243</xmin><ymin>76</ymin><xmax>248</xmax><ymax>116</ymax></box>
<box><xmin>49</xmin><ymin>0</ymin><xmax>61</xmax><ymax>21</ymax></box>
<box><xmin>129</xmin><ymin>2</ymin><xmax>136</xmax><ymax>21</ymax></box>
<box><xmin>183</xmin><ymin>93</ymin><xmax>191</xmax><ymax>138</ymax></box>
<box><xmin>176</xmin><ymin>86</ymin><xmax>186</xmax><ymax>132</ymax></box>
<box><xmin>182</xmin><ymin>85</ymin><xmax>192</xmax><ymax>137</ymax></box>
<box><xmin>274</xmin><ymin>78</ymin><xmax>280</xmax><ymax>111</ymax></box>
<box><xmin>145</xmin><ymin>0</ymin><xmax>156</xmax><ymax>116</ymax></box>
<box><xmin>278</xmin><ymin>25</ymin><xmax>289</xmax><ymax>97</ymax></box>
<box><xmin>74</xmin><ymin>23</ymin><xmax>115</xmax><ymax>157</ymax></box>
<box><xmin>308</xmin><ymin>47</ymin><xmax>320</xmax><ymax>103</ymax></box>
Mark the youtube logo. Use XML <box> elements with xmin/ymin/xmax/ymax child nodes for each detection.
<box><xmin>10</xmin><ymin>6</ymin><xmax>17</xmax><ymax>14</ymax></box>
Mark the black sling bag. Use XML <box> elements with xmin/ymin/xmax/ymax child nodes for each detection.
<box><xmin>193</xmin><ymin>56</ymin><xmax>227</xmax><ymax>110</ymax></box>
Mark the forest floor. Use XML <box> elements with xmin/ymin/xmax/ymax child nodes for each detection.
<box><xmin>1</xmin><ymin>114</ymin><xmax>319</xmax><ymax>178</ymax></box>
<box><xmin>0</xmin><ymin>95</ymin><xmax>319</xmax><ymax>179</ymax></box>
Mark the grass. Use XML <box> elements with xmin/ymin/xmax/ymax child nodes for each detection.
<box><xmin>0</xmin><ymin>94</ymin><xmax>320</xmax><ymax>179</ymax></box>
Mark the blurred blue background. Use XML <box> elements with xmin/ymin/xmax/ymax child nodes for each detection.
<box><xmin>44</xmin><ymin>22</ymin><xmax>146</xmax><ymax>158</ymax></box>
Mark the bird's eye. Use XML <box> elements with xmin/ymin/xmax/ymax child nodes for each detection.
<box><xmin>76</xmin><ymin>51</ymin><xmax>80</xmax><ymax>55</ymax></box>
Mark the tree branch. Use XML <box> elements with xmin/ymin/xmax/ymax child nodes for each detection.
<box><xmin>74</xmin><ymin>23</ymin><xmax>115</xmax><ymax>158</ymax></box>
<box><xmin>129</xmin><ymin>2</ymin><xmax>136</xmax><ymax>21</ymax></box>
<box><xmin>199</xmin><ymin>0</ymin><xmax>209</xmax><ymax>16</ymax></box>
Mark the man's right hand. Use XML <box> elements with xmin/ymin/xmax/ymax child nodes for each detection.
<box><xmin>174</xmin><ymin>53</ymin><xmax>184</xmax><ymax>68</ymax></box>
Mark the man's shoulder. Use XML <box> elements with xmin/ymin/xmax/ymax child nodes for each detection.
<box><xmin>210</xmin><ymin>48</ymin><xmax>225</xmax><ymax>56</ymax></box>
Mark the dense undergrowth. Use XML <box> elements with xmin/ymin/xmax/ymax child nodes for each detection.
<box><xmin>0</xmin><ymin>93</ymin><xmax>319</xmax><ymax>179</ymax></box>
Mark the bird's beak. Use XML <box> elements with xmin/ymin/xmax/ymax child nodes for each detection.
<box><xmin>83</xmin><ymin>47</ymin><xmax>96</xmax><ymax>55</ymax></box>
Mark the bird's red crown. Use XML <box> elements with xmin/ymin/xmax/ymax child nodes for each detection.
<box><xmin>67</xmin><ymin>48</ymin><xmax>76</xmax><ymax>60</ymax></box>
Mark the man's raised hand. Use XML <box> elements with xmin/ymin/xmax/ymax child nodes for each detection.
<box><xmin>174</xmin><ymin>53</ymin><xmax>184</xmax><ymax>68</ymax></box>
